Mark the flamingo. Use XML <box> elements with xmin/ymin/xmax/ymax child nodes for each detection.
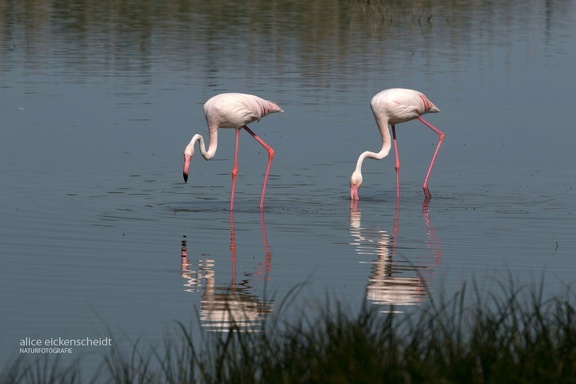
<box><xmin>350</xmin><ymin>88</ymin><xmax>444</xmax><ymax>200</ymax></box>
<box><xmin>183</xmin><ymin>93</ymin><xmax>283</xmax><ymax>211</ymax></box>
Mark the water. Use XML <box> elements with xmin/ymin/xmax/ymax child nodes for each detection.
<box><xmin>1</xmin><ymin>0</ymin><xmax>575</xmax><ymax>375</ymax></box>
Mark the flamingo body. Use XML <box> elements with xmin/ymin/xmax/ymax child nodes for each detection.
<box><xmin>183</xmin><ymin>93</ymin><xmax>283</xmax><ymax>211</ymax></box>
<box><xmin>202</xmin><ymin>93</ymin><xmax>282</xmax><ymax>130</ymax></box>
<box><xmin>370</xmin><ymin>88</ymin><xmax>439</xmax><ymax>125</ymax></box>
<box><xmin>350</xmin><ymin>88</ymin><xmax>444</xmax><ymax>200</ymax></box>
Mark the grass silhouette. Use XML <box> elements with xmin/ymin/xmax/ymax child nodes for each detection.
<box><xmin>3</xmin><ymin>279</ymin><xmax>576</xmax><ymax>383</ymax></box>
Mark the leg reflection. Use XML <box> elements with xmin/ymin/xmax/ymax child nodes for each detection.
<box><xmin>179</xmin><ymin>212</ymin><xmax>274</xmax><ymax>331</ymax></box>
<box><xmin>349</xmin><ymin>198</ymin><xmax>442</xmax><ymax>312</ymax></box>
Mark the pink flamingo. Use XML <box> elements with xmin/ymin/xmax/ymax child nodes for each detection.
<box><xmin>350</xmin><ymin>88</ymin><xmax>444</xmax><ymax>200</ymax></box>
<box><xmin>183</xmin><ymin>93</ymin><xmax>283</xmax><ymax>211</ymax></box>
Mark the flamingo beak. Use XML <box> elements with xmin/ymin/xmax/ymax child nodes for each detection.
<box><xmin>183</xmin><ymin>155</ymin><xmax>191</xmax><ymax>183</ymax></box>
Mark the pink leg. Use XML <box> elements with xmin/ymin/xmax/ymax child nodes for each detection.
<box><xmin>417</xmin><ymin>117</ymin><xmax>445</xmax><ymax>199</ymax></box>
<box><xmin>230</xmin><ymin>128</ymin><xmax>241</xmax><ymax>211</ymax></box>
<box><xmin>391</xmin><ymin>125</ymin><xmax>400</xmax><ymax>199</ymax></box>
<box><xmin>242</xmin><ymin>125</ymin><xmax>275</xmax><ymax>211</ymax></box>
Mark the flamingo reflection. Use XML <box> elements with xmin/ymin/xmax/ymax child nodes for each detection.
<box><xmin>349</xmin><ymin>198</ymin><xmax>442</xmax><ymax>313</ymax></box>
<box><xmin>180</xmin><ymin>212</ymin><xmax>273</xmax><ymax>332</ymax></box>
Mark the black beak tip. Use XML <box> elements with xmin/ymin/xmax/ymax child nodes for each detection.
<box><xmin>183</xmin><ymin>173</ymin><xmax>188</xmax><ymax>183</ymax></box>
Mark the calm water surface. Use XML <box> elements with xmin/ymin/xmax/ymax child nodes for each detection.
<box><xmin>1</xmin><ymin>0</ymin><xmax>576</xmax><ymax>374</ymax></box>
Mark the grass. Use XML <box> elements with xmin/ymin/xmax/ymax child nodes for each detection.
<box><xmin>3</xmin><ymin>280</ymin><xmax>576</xmax><ymax>384</ymax></box>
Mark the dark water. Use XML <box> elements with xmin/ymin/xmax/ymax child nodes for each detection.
<box><xmin>1</xmin><ymin>0</ymin><xmax>575</xmax><ymax>373</ymax></box>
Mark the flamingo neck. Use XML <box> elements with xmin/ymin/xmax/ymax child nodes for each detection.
<box><xmin>354</xmin><ymin>116</ymin><xmax>392</xmax><ymax>173</ymax></box>
<box><xmin>189</xmin><ymin>129</ymin><xmax>218</xmax><ymax>160</ymax></box>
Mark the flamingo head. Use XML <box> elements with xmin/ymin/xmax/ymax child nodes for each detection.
<box><xmin>182</xmin><ymin>143</ymin><xmax>195</xmax><ymax>183</ymax></box>
<box><xmin>349</xmin><ymin>170</ymin><xmax>362</xmax><ymax>200</ymax></box>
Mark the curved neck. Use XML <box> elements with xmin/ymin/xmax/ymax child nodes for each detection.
<box><xmin>354</xmin><ymin>115</ymin><xmax>391</xmax><ymax>173</ymax></box>
<box><xmin>189</xmin><ymin>128</ymin><xmax>218</xmax><ymax>160</ymax></box>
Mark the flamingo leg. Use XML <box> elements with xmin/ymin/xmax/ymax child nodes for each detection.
<box><xmin>417</xmin><ymin>117</ymin><xmax>445</xmax><ymax>199</ymax></box>
<box><xmin>242</xmin><ymin>125</ymin><xmax>275</xmax><ymax>211</ymax></box>
<box><xmin>391</xmin><ymin>124</ymin><xmax>400</xmax><ymax>199</ymax></box>
<box><xmin>230</xmin><ymin>128</ymin><xmax>241</xmax><ymax>211</ymax></box>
